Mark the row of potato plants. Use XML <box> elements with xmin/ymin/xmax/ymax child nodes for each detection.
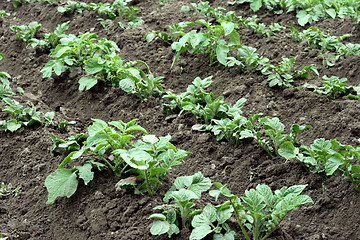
<box><xmin>8</xmin><ymin>19</ymin><xmax>164</xmax><ymax>101</ymax></box>
<box><xmin>192</xmin><ymin>1</ymin><xmax>360</xmax><ymax>66</ymax></box>
<box><xmin>228</xmin><ymin>0</ymin><xmax>360</xmax><ymax>26</ymax></box>
<box><xmin>7</xmin><ymin>1</ymin><xmax>360</xmax><ymax>100</ymax></box>
<box><xmin>6</xmin><ymin>2</ymin><xmax>359</xmax><ymax>194</ymax></box>
<box><xmin>6</xmin><ymin>0</ymin><xmax>359</xmax><ymax>192</ymax></box>
<box><xmin>7</xmin><ymin>0</ymin><xmax>143</xmax><ymax>29</ymax></box>
<box><xmin>3</xmin><ymin>7</ymin><xmax>317</xmax><ymax>238</ymax></box>
<box><xmin>0</xmin><ymin>53</ymin><xmax>57</xmax><ymax>132</ymax></box>
<box><xmin>2</xmin><ymin>2</ymin><xmax>357</xmax><ymax>239</ymax></box>
<box><xmin>146</xmin><ymin>2</ymin><xmax>360</xmax><ymax>99</ymax></box>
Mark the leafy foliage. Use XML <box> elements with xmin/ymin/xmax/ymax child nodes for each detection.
<box><xmin>29</xmin><ymin>21</ymin><xmax>70</xmax><ymax>50</ymax></box>
<box><xmin>57</xmin><ymin>0</ymin><xmax>143</xmax><ymax>29</ymax></box>
<box><xmin>149</xmin><ymin>172</ymin><xmax>211</xmax><ymax>237</ymax></box>
<box><xmin>0</xmin><ymin>10</ymin><xmax>10</xmax><ymax>17</ymax></box>
<box><xmin>115</xmin><ymin>134</ymin><xmax>191</xmax><ymax>195</ymax></box>
<box><xmin>150</xmin><ymin>172</ymin><xmax>313</xmax><ymax>240</ymax></box>
<box><xmin>10</xmin><ymin>21</ymin><xmax>42</xmax><ymax>42</ymax></box>
<box><xmin>0</xmin><ymin>97</ymin><xmax>54</xmax><ymax>132</ymax></box>
<box><xmin>311</xmin><ymin>75</ymin><xmax>360</xmax><ymax>99</ymax></box>
<box><xmin>228</xmin><ymin>0</ymin><xmax>360</xmax><ymax>25</ymax></box>
<box><xmin>263</xmin><ymin>58</ymin><xmax>319</xmax><ymax>88</ymax></box>
<box><xmin>279</xmin><ymin>138</ymin><xmax>360</xmax><ymax>192</ymax></box>
<box><xmin>289</xmin><ymin>26</ymin><xmax>360</xmax><ymax>66</ymax></box>
<box><xmin>210</xmin><ymin>182</ymin><xmax>313</xmax><ymax>240</ymax></box>
<box><xmin>45</xmin><ymin>119</ymin><xmax>189</xmax><ymax>204</ymax></box>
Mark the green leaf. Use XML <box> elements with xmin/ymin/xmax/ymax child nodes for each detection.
<box><xmin>190</xmin><ymin>225</ymin><xmax>212</xmax><ymax>240</ymax></box>
<box><xmin>256</xmin><ymin>184</ymin><xmax>273</xmax><ymax>206</ymax></box>
<box><xmin>6</xmin><ymin>120</ymin><xmax>22</xmax><ymax>132</ymax></box>
<box><xmin>214</xmin><ymin>231</ymin><xmax>236</xmax><ymax>240</ymax></box>
<box><xmin>86</xmin><ymin>134</ymin><xmax>111</xmax><ymax>147</ymax></box>
<box><xmin>45</xmin><ymin>168</ymin><xmax>78</xmax><ymax>205</ymax></box>
<box><xmin>148</xmin><ymin>213</ymin><xmax>166</xmax><ymax>221</ymax></box>
<box><xmin>156</xmin><ymin>135</ymin><xmax>171</xmax><ymax>149</ymax></box>
<box><xmin>121</xmin><ymin>148</ymin><xmax>152</xmax><ymax>170</ymax></box>
<box><xmin>171</xmin><ymin>188</ymin><xmax>199</xmax><ymax>201</ymax></box>
<box><xmin>76</xmin><ymin>163</ymin><xmax>94</xmax><ymax>185</ymax></box>
<box><xmin>192</xmin><ymin>205</ymin><xmax>217</xmax><ymax>227</ymax></box>
<box><xmin>84</xmin><ymin>58</ymin><xmax>104</xmax><ymax>74</ymax></box>
<box><xmin>221</xmin><ymin>22</ymin><xmax>235</xmax><ymax>36</ymax></box>
<box><xmin>167</xmin><ymin>208</ymin><xmax>177</xmax><ymax>224</ymax></box>
<box><xmin>326</xmin><ymin>9</ymin><xmax>336</xmax><ymax>19</ymax></box>
<box><xmin>119</xmin><ymin>78</ymin><xmax>135</xmax><ymax>93</ymax></box>
<box><xmin>88</xmin><ymin>119</ymin><xmax>107</xmax><ymax>135</ymax></box>
<box><xmin>41</xmin><ymin>62</ymin><xmax>54</xmax><ymax>78</ymax></box>
<box><xmin>229</xmin><ymin>31</ymin><xmax>240</xmax><ymax>45</ymax></box>
<box><xmin>216</xmin><ymin>45</ymin><xmax>229</xmax><ymax>66</ymax></box>
<box><xmin>278</xmin><ymin>142</ymin><xmax>296</xmax><ymax>159</ymax></box>
<box><xmin>290</xmin><ymin>195</ymin><xmax>313</xmax><ymax>207</ymax></box>
<box><xmin>143</xmin><ymin>135</ymin><xmax>159</xmax><ymax>144</ymax></box>
<box><xmin>150</xmin><ymin>220</ymin><xmax>170</xmax><ymax>236</ymax></box>
<box><xmin>53</xmin><ymin>61</ymin><xmax>65</xmax><ymax>76</ymax></box>
<box><xmin>146</xmin><ymin>32</ymin><xmax>156</xmax><ymax>43</ymax></box>
<box><xmin>250</xmin><ymin>0</ymin><xmax>262</xmax><ymax>12</ymax></box>
<box><xmin>297</xmin><ymin>11</ymin><xmax>311</xmax><ymax>26</ymax></box>
<box><xmin>324</xmin><ymin>155</ymin><xmax>343</xmax><ymax>176</ymax></box>
<box><xmin>79</xmin><ymin>77</ymin><xmax>98</xmax><ymax>91</ymax></box>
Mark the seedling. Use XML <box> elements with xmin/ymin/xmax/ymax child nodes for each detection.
<box><xmin>7</xmin><ymin>0</ymin><xmax>31</xmax><ymax>8</ymax></box>
<box><xmin>0</xmin><ymin>182</ymin><xmax>21</xmax><ymax>197</ymax></box>
<box><xmin>170</xmin><ymin>19</ymin><xmax>241</xmax><ymax>67</ymax></box>
<box><xmin>0</xmin><ymin>10</ymin><xmax>10</xmax><ymax>17</ymax></box>
<box><xmin>279</xmin><ymin>138</ymin><xmax>360</xmax><ymax>192</ymax></box>
<box><xmin>264</xmin><ymin>58</ymin><xmax>319</xmax><ymax>88</ymax></box>
<box><xmin>10</xmin><ymin>21</ymin><xmax>42</xmax><ymax>42</ymax></box>
<box><xmin>1</xmin><ymin>97</ymin><xmax>53</xmax><ymax>132</ymax></box>
<box><xmin>57</xmin><ymin>1</ymin><xmax>88</xmax><ymax>15</ymax></box>
<box><xmin>45</xmin><ymin>119</ymin><xmax>148</xmax><ymax>204</ymax></box>
<box><xmin>41</xmin><ymin>32</ymin><xmax>119</xmax><ymax>78</ymax></box>
<box><xmin>116</xmin><ymin>134</ymin><xmax>190</xmax><ymax>196</ymax></box>
<box><xmin>29</xmin><ymin>21</ymin><xmax>70</xmax><ymax>50</ymax></box>
<box><xmin>150</xmin><ymin>172</ymin><xmax>313</xmax><ymax>240</ymax></box>
<box><xmin>149</xmin><ymin>172</ymin><xmax>212</xmax><ymax>237</ymax></box>
<box><xmin>209</xmin><ymin>182</ymin><xmax>313</xmax><ymax>240</ymax></box>
<box><xmin>312</xmin><ymin>75</ymin><xmax>358</xmax><ymax>99</ymax></box>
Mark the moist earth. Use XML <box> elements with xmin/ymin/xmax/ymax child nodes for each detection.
<box><xmin>0</xmin><ymin>0</ymin><xmax>360</xmax><ymax>239</ymax></box>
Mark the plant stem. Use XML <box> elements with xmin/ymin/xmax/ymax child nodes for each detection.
<box><xmin>230</xmin><ymin>199</ymin><xmax>250</xmax><ymax>240</ymax></box>
<box><xmin>144</xmin><ymin>170</ymin><xmax>153</xmax><ymax>196</ymax></box>
<box><xmin>91</xmin><ymin>152</ymin><xmax>116</xmax><ymax>172</ymax></box>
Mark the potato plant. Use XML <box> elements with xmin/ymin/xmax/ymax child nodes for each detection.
<box><xmin>10</xmin><ymin>21</ymin><xmax>41</xmax><ymax>42</ymax></box>
<box><xmin>279</xmin><ymin>138</ymin><xmax>360</xmax><ymax>192</ymax></box>
<box><xmin>312</xmin><ymin>75</ymin><xmax>360</xmax><ymax>99</ymax></box>
<box><xmin>29</xmin><ymin>21</ymin><xmax>70</xmax><ymax>50</ymax></box>
<box><xmin>150</xmin><ymin>172</ymin><xmax>313</xmax><ymax>240</ymax></box>
<box><xmin>45</xmin><ymin>119</ymin><xmax>190</xmax><ymax>204</ymax></box>
<box><xmin>0</xmin><ymin>97</ymin><xmax>54</xmax><ymax>132</ymax></box>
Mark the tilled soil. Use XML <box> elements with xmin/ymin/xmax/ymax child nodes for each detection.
<box><xmin>0</xmin><ymin>0</ymin><xmax>360</xmax><ymax>239</ymax></box>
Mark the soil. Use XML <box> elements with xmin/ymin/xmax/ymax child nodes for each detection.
<box><xmin>0</xmin><ymin>0</ymin><xmax>360</xmax><ymax>239</ymax></box>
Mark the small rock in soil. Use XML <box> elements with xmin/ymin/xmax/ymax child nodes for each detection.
<box><xmin>197</xmin><ymin>134</ymin><xmax>211</xmax><ymax>143</ymax></box>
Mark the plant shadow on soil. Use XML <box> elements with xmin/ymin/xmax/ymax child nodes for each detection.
<box><xmin>0</xmin><ymin>0</ymin><xmax>360</xmax><ymax>239</ymax></box>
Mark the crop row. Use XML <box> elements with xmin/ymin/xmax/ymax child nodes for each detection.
<box><xmin>1</xmin><ymin>1</ymin><xmax>359</xmax><ymax>239</ymax></box>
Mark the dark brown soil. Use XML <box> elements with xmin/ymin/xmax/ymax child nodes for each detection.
<box><xmin>1</xmin><ymin>1</ymin><xmax>360</xmax><ymax>239</ymax></box>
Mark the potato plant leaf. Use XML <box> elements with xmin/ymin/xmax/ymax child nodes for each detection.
<box><xmin>45</xmin><ymin>168</ymin><xmax>78</xmax><ymax>205</ymax></box>
<box><xmin>79</xmin><ymin>77</ymin><xmax>98</xmax><ymax>91</ymax></box>
<box><xmin>76</xmin><ymin>163</ymin><xmax>94</xmax><ymax>185</ymax></box>
<box><xmin>150</xmin><ymin>220</ymin><xmax>170</xmax><ymax>235</ymax></box>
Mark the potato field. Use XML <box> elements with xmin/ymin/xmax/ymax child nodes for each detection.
<box><xmin>1</xmin><ymin>0</ymin><xmax>360</xmax><ymax>239</ymax></box>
